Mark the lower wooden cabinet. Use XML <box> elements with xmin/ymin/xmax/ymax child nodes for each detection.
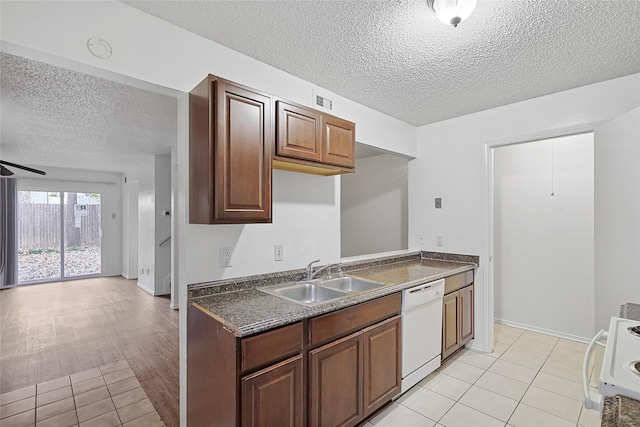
<box><xmin>442</xmin><ymin>291</ymin><xmax>461</xmax><ymax>360</ymax></box>
<box><xmin>363</xmin><ymin>316</ymin><xmax>402</xmax><ymax>417</ymax></box>
<box><xmin>188</xmin><ymin>294</ymin><xmax>402</xmax><ymax>427</ymax></box>
<box><xmin>187</xmin><ymin>306</ymin><xmax>303</xmax><ymax>427</ymax></box>
<box><xmin>442</xmin><ymin>284</ymin><xmax>474</xmax><ymax>361</ymax></box>
<box><xmin>309</xmin><ymin>332</ymin><xmax>363</xmax><ymax>427</ymax></box>
<box><xmin>459</xmin><ymin>285</ymin><xmax>474</xmax><ymax>344</ymax></box>
<box><xmin>308</xmin><ymin>315</ymin><xmax>401</xmax><ymax>427</ymax></box>
<box><xmin>242</xmin><ymin>355</ymin><xmax>303</xmax><ymax>427</ymax></box>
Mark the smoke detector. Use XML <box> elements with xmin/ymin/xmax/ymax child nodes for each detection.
<box><xmin>87</xmin><ymin>38</ymin><xmax>113</xmax><ymax>59</ymax></box>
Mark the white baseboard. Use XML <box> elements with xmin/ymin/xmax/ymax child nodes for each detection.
<box><xmin>169</xmin><ymin>302</ymin><xmax>179</xmax><ymax>310</ymax></box>
<box><xmin>122</xmin><ymin>273</ymin><xmax>138</xmax><ymax>280</ymax></box>
<box><xmin>494</xmin><ymin>318</ymin><xmax>591</xmax><ymax>343</ymax></box>
<box><xmin>137</xmin><ymin>281</ymin><xmax>155</xmax><ymax>295</ymax></box>
<box><xmin>468</xmin><ymin>340</ymin><xmax>487</xmax><ymax>353</ymax></box>
<box><xmin>137</xmin><ymin>281</ymin><xmax>173</xmax><ymax>298</ymax></box>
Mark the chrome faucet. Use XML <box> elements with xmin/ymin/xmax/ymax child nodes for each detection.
<box><xmin>306</xmin><ymin>260</ymin><xmax>343</xmax><ymax>282</ymax></box>
<box><xmin>306</xmin><ymin>259</ymin><xmax>321</xmax><ymax>282</ymax></box>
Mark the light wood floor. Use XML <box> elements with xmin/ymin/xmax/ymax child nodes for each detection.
<box><xmin>0</xmin><ymin>276</ymin><xmax>179</xmax><ymax>426</ymax></box>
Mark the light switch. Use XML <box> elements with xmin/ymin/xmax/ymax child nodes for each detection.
<box><xmin>274</xmin><ymin>245</ymin><xmax>283</xmax><ymax>261</ymax></box>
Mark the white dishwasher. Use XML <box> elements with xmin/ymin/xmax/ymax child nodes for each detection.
<box><xmin>399</xmin><ymin>278</ymin><xmax>445</xmax><ymax>394</ymax></box>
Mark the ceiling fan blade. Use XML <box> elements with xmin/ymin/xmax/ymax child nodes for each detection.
<box><xmin>0</xmin><ymin>165</ymin><xmax>15</xmax><ymax>176</ymax></box>
<box><xmin>0</xmin><ymin>160</ymin><xmax>46</xmax><ymax>175</ymax></box>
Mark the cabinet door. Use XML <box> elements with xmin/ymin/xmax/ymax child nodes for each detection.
<box><xmin>459</xmin><ymin>285</ymin><xmax>474</xmax><ymax>345</ymax></box>
<box><xmin>322</xmin><ymin>115</ymin><xmax>355</xmax><ymax>168</ymax></box>
<box><xmin>214</xmin><ymin>80</ymin><xmax>272</xmax><ymax>223</ymax></box>
<box><xmin>442</xmin><ymin>292</ymin><xmax>460</xmax><ymax>360</ymax></box>
<box><xmin>363</xmin><ymin>315</ymin><xmax>401</xmax><ymax>417</ymax></box>
<box><xmin>242</xmin><ymin>355</ymin><xmax>303</xmax><ymax>427</ymax></box>
<box><xmin>309</xmin><ymin>332</ymin><xmax>363</xmax><ymax>427</ymax></box>
<box><xmin>276</xmin><ymin>101</ymin><xmax>322</xmax><ymax>162</ymax></box>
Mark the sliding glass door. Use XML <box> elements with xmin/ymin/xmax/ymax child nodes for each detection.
<box><xmin>63</xmin><ymin>192</ymin><xmax>102</xmax><ymax>277</ymax></box>
<box><xmin>17</xmin><ymin>190</ymin><xmax>102</xmax><ymax>283</ymax></box>
<box><xmin>17</xmin><ymin>191</ymin><xmax>62</xmax><ymax>282</ymax></box>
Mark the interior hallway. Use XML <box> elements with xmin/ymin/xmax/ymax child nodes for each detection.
<box><xmin>0</xmin><ymin>276</ymin><xmax>179</xmax><ymax>426</ymax></box>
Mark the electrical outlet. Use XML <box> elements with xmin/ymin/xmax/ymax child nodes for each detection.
<box><xmin>220</xmin><ymin>246</ymin><xmax>231</xmax><ymax>267</ymax></box>
<box><xmin>435</xmin><ymin>198</ymin><xmax>442</xmax><ymax>209</ymax></box>
<box><xmin>436</xmin><ymin>235</ymin><xmax>443</xmax><ymax>246</ymax></box>
<box><xmin>274</xmin><ymin>245</ymin><xmax>283</xmax><ymax>261</ymax></box>
<box><xmin>418</xmin><ymin>234</ymin><xmax>426</xmax><ymax>245</ymax></box>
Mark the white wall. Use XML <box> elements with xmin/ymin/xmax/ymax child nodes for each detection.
<box><xmin>187</xmin><ymin>170</ymin><xmax>340</xmax><ymax>283</ymax></box>
<box><xmin>594</xmin><ymin>107</ymin><xmax>640</xmax><ymax>331</ymax></box>
<box><xmin>126</xmin><ymin>155</ymin><xmax>171</xmax><ymax>295</ymax></box>
<box><xmin>16</xmin><ymin>165</ymin><xmax>123</xmax><ymax>277</ymax></box>
<box><xmin>122</xmin><ymin>181</ymin><xmax>138</xmax><ymax>280</ymax></box>
<box><xmin>493</xmin><ymin>134</ymin><xmax>594</xmax><ymax>339</ymax></box>
<box><xmin>131</xmin><ymin>156</ymin><xmax>155</xmax><ymax>293</ymax></box>
<box><xmin>410</xmin><ymin>73</ymin><xmax>640</xmax><ymax>352</ymax></box>
<box><xmin>155</xmin><ymin>154</ymin><xmax>171</xmax><ymax>295</ymax></box>
<box><xmin>341</xmin><ymin>154</ymin><xmax>408</xmax><ymax>257</ymax></box>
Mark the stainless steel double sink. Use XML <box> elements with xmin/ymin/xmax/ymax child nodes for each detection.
<box><xmin>257</xmin><ymin>276</ymin><xmax>386</xmax><ymax>306</ymax></box>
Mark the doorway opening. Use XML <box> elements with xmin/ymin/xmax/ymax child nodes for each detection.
<box><xmin>490</xmin><ymin>132</ymin><xmax>594</xmax><ymax>344</ymax></box>
<box><xmin>17</xmin><ymin>190</ymin><xmax>102</xmax><ymax>284</ymax></box>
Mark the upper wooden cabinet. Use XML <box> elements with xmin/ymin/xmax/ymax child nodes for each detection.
<box><xmin>275</xmin><ymin>101</ymin><xmax>322</xmax><ymax>163</ymax></box>
<box><xmin>322</xmin><ymin>114</ymin><xmax>356</xmax><ymax>168</ymax></box>
<box><xmin>274</xmin><ymin>100</ymin><xmax>355</xmax><ymax>176</ymax></box>
<box><xmin>189</xmin><ymin>75</ymin><xmax>272</xmax><ymax>224</ymax></box>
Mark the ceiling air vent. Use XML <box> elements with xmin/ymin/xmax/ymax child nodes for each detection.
<box><xmin>315</xmin><ymin>95</ymin><xmax>332</xmax><ymax>110</ymax></box>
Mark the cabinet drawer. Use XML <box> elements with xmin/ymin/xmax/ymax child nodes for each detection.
<box><xmin>308</xmin><ymin>294</ymin><xmax>401</xmax><ymax>348</ymax></box>
<box><xmin>444</xmin><ymin>270</ymin><xmax>474</xmax><ymax>294</ymax></box>
<box><xmin>241</xmin><ymin>322</ymin><xmax>303</xmax><ymax>372</ymax></box>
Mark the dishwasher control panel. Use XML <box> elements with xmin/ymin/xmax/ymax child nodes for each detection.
<box><xmin>402</xmin><ymin>279</ymin><xmax>445</xmax><ymax>310</ymax></box>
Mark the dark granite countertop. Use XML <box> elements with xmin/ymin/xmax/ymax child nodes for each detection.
<box><xmin>600</xmin><ymin>303</ymin><xmax>640</xmax><ymax>426</ymax></box>
<box><xmin>189</xmin><ymin>253</ymin><xmax>476</xmax><ymax>337</ymax></box>
<box><xmin>602</xmin><ymin>396</ymin><xmax>640</xmax><ymax>427</ymax></box>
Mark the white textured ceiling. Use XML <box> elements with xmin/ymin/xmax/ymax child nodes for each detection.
<box><xmin>0</xmin><ymin>53</ymin><xmax>177</xmax><ymax>173</ymax></box>
<box><xmin>123</xmin><ymin>0</ymin><xmax>640</xmax><ymax>126</ymax></box>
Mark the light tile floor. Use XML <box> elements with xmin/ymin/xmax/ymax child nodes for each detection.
<box><xmin>366</xmin><ymin>324</ymin><xmax>604</xmax><ymax>427</ymax></box>
<box><xmin>0</xmin><ymin>360</ymin><xmax>164</xmax><ymax>427</ymax></box>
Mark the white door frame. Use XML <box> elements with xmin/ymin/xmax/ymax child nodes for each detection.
<box><xmin>483</xmin><ymin>120</ymin><xmax>606</xmax><ymax>350</ymax></box>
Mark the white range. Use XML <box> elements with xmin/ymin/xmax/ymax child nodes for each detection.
<box><xmin>583</xmin><ymin>316</ymin><xmax>640</xmax><ymax>412</ymax></box>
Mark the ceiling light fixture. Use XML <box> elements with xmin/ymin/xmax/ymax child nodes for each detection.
<box><xmin>427</xmin><ymin>0</ymin><xmax>478</xmax><ymax>27</ymax></box>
